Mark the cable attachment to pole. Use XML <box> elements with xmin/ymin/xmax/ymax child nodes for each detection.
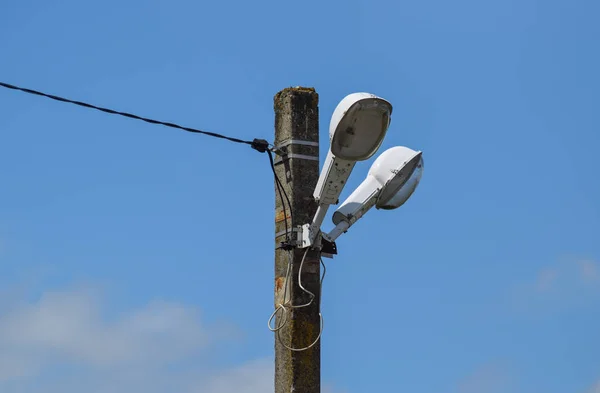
<box><xmin>251</xmin><ymin>138</ymin><xmax>270</xmax><ymax>153</ymax></box>
<box><xmin>280</xmin><ymin>240</ymin><xmax>296</xmax><ymax>251</ymax></box>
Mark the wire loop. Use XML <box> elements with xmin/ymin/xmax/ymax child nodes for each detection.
<box><xmin>269</xmin><ymin>249</ymin><xmax>327</xmax><ymax>352</ymax></box>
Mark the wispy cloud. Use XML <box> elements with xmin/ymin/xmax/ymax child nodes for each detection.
<box><xmin>579</xmin><ymin>259</ymin><xmax>599</xmax><ymax>283</ymax></box>
<box><xmin>457</xmin><ymin>361</ymin><xmax>513</xmax><ymax>393</ymax></box>
<box><xmin>511</xmin><ymin>257</ymin><xmax>600</xmax><ymax>314</ymax></box>
<box><xmin>457</xmin><ymin>362</ymin><xmax>600</xmax><ymax>393</ymax></box>
<box><xmin>535</xmin><ymin>267</ymin><xmax>558</xmax><ymax>292</ymax></box>
<box><xmin>190</xmin><ymin>359</ymin><xmax>273</xmax><ymax>393</ymax></box>
<box><xmin>532</xmin><ymin>258</ymin><xmax>599</xmax><ymax>293</ymax></box>
<box><xmin>588</xmin><ymin>381</ymin><xmax>600</xmax><ymax>393</ymax></box>
<box><xmin>0</xmin><ymin>287</ymin><xmax>274</xmax><ymax>393</ymax></box>
<box><xmin>0</xmin><ymin>289</ymin><xmax>212</xmax><ymax>376</ymax></box>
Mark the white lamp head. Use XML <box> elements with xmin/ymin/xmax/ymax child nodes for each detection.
<box><xmin>302</xmin><ymin>92</ymin><xmax>394</xmax><ymax>249</ymax></box>
<box><xmin>326</xmin><ymin>146</ymin><xmax>423</xmax><ymax>241</ymax></box>
<box><xmin>313</xmin><ymin>93</ymin><xmax>393</xmax><ymax>206</ymax></box>
<box><xmin>329</xmin><ymin>93</ymin><xmax>393</xmax><ymax>161</ymax></box>
<box><xmin>370</xmin><ymin>146</ymin><xmax>424</xmax><ymax>209</ymax></box>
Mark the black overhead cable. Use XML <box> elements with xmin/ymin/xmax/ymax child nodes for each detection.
<box><xmin>0</xmin><ymin>80</ymin><xmax>286</xmax><ymax>240</ymax></box>
<box><xmin>268</xmin><ymin>150</ymin><xmax>293</xmax><ymax>247</ymax></box>
<box><xmin>0</xmin><ymin>81</ymin><xmax>270</xmax><ymax>153</ymax></box>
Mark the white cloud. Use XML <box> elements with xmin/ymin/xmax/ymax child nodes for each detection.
<box><xmin>535</xmin><ymin>267</ymin><xmax>558</xmax><ymax>292</ymax></box>
<box><xmin>0</xmin><ymin>289</ymin><xmax>208</xmax><ymax>376</ymax></box>
<box><xmin>457</xmin><ymin>362</ymin><xmax>512</xmax><ymax>393</ymax></box>
<box><xmin>0</xmin><ymin>287</ymin><xmax>274</xmax><ymax>393</ymax></box>
<box><xmin>579</xmin><ymin>260</ymin><xmax>599</xmax><ymax>283</ymax></box>
<box><xmin>586</xmin><ymin>379</ymin><xmax>600</xmax><ymax>393</ymax></box>
<box><xmin>510</xmin><ymin>258</ymin><xmax>600</xmax><ymax>315</ymax></box>
<box><xmin>192</xmin><ymin>358</ymin><xmax>273</xmax><ymax>393</ymax></box>
<box><xmin>533</xmin><ymin>258</ymin><xmax>600</xmax><ymax>294</ymax></box>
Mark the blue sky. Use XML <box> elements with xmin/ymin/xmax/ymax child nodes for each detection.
<box><xmin>1</xmin><ymin>0</ymin><xmax>599</xmax><ymax>392</ymax></box>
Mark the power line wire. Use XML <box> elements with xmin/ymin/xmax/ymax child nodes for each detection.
<box><xmin>0</xmin><ymin>81</ymin><xmax>269</xmax><ymax>151</ymax></box>
<box><xmin>268</xmin><ymin>150</ymin><xmax>293</xmax><ymax>246</ymax></box>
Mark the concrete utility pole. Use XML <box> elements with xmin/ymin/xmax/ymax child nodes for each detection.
<box><xmin>273</xmin><ymin>87</ymin><xmax>321</xmax><ymax>393</ymax></box>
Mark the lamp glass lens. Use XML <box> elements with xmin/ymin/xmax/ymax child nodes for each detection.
<box><xmin>331</xmin><ymin>105</ymin><xmax>390</xmax><ymax>160</ymax></box>
<box><xmin>378</xmin><ymin>157</ymin><xmax>423</xmax><ymax>210</ymax></box>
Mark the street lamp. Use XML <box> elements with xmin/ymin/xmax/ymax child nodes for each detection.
<box><xmin>324</xmin><ymin>146</ymin><xmax>424</xmax><ymax>243</ymax></box>
<box><xmin>301</xmin><ymin>92</ymin><xmax>393</xmax><ymax>247</ymax></box>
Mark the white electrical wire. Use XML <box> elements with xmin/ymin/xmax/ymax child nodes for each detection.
<box><xmin>267</xmin><ymin>248</ymin><xmax>326</xmax><ymax>352</ymax></box>
<box><xmin>289</xmin><ymin>248</ymin><xmax>317</xmax><ymax>309</ymax></box>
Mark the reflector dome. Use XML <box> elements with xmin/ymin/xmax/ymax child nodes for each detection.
<box><xmin>329</xmin><ymin>93</ymin><xmax>392</xmax><ymax>161</ymax></box>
